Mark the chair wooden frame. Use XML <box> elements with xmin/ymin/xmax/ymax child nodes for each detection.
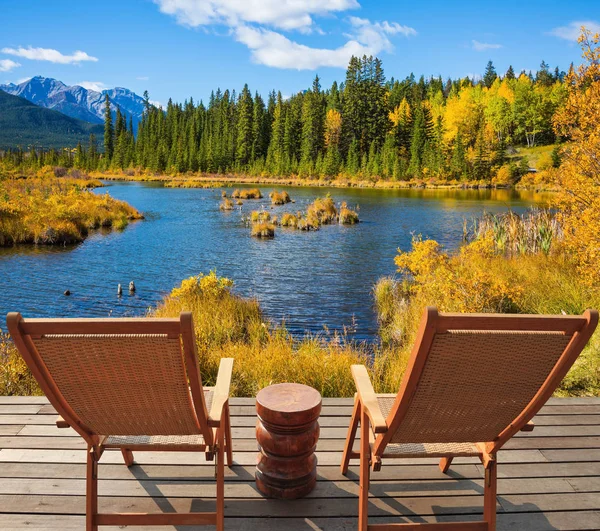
<box><xmin>7</xmin><ymin>311</ymin><xmax>234</xmax><ymax>531</ymax></box>
<box><xmin>340</xmin><ymin>307</ymin><xmax>598</xmax><ymax>531</ymax></box>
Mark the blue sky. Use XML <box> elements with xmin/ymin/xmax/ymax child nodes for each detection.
<box><xmin>1</xmin><ymin>0</ymin><xmax>598</xmax><ymax>105</ymax></box>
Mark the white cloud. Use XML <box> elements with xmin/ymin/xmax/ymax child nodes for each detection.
<box><xmin>472</xmin><ymin>40</ymin><xmax>502</xmax><ymax>51</ymax></box>
<box><xmin>154</xmin><ymin>0</ymin><xmax>359</xmax><ymax>32</ymax></box>
<box><xmin>149</xmin><ymin>99</ymin><xmax>163</xmax><ymax>107</ymax></box>
<box><xmin>76</xmin><ymin>81</ymin><xmax>107</xmax><ymax>92</ymax></box>
<box><xmin>137</xmin><ymin>76</ymin><xmax>150</xmax><ymax>81</ymax></box>
<box><xmin>154</xmin><ymin>0</ymin><xmax>416</xmax><ymax>69</ymax></box>
<box><xmin>234</xmin><ymin>17</ymin><xmax>416</xmax><ymax>69</ymax></box>
<box><xmin>0</xmin><ymin>59</ymin><xmax>20</xmax><ymax>72</ymax></box>
<box><xmin>1</xmin><ymin>46</ymin><xmax>98</xmax><ymax>64</ymax></box>
<box><xmin>549</xmin><ymin>21</ymin><xmax>600</xmax><ymax>42</ymax></box>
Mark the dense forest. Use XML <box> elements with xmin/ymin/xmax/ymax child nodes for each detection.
<box><xmin>1</xmin><ymin>56</ymin><xmax>569</xmax><ymax>183</ymax></box>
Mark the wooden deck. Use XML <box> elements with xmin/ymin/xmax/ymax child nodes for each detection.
<box><xmin>1</xmin><ymin>396</ymin><xmax>600</xmax><ymax>530</ymax></box>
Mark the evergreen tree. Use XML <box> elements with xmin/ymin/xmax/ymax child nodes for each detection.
<box><xmin>505</xmin><ymin>65</ymin><xmax>516</xmax><ymax>80</ymax></box>
<box><xmin>103</xmin><ymin>94</ymin><xmax>114</xmax><ymax>162</ymax></box>
<box><xmin>236</xmin><ymin>84</ymin><xmax>254</xmax><ymax>166</ymax></box>
<box><xmin>483</xmin><ymin>61</ymin><xmax>498</xmax><ymax>88</ymax></box>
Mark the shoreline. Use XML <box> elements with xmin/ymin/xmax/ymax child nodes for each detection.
<box><xmin>91</xmin><ymin>171</ymin><xmax>560</xmax><ymax>193</ymax></box>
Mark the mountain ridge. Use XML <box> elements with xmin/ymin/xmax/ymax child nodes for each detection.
<box><xmin>0</xmin><ymin>76</ymin><xmax>146</xmax><ymax>129</ymax></box>
<box><xmin>0</xmin><ymin>89</ymin><xmax>103</xmax><ymax>149</ymax></box>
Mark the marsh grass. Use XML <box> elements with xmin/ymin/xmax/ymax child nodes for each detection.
<box><xmin>339</xmin><ymin>202</ymin><xmax>360</xmax><ymax>224</ymax></box>
<box><xmin>151</xmin><ymin>272</ymin><xmax>371</xmax><ymax>396</ymax></box>
<box><xmin>250</xmin><ymin>210</ymin><xmax>271</xmax><ymax>223</ymax></box>
<box><xmin>163</xmin><ymin>180</ymin><xmax>225</xmax><ymax>189</ymax></box>
<box><xmin>219</xmin><ymin>198</ymin><xmax>234</xmax><ymax>210</ymax></box>
<box><xmin>280</xmin><ymin>212</ymin><xmax>299</xmax><ymax>228</ymax></box>
<box><xmin>251</xmin><ymin>222</ymin><xmax>275</xmax><ymax>238</ymax></box>
<box><xmin>233</xmin><ymin>188</ymin><xmax>262</xmax><ymax>199</ymax></box>
<box><xmin>307</xmin><ymin>196</ymin><xmax>337</xmax><ymax>225</ymax></box>
<box><xmin>0</xmin><ymin>176</ymin><xmax>143</xmax><ymax>246</ymax></box>
<box><xmin>0</xmin><ymin>331</ymin><xmax>41</xmax><ymax>395</ymax></box>
<box><xmin>468</xmin><ymin>209</ymin><xmax>560</xmax><ymax>256</ymax></box>
<box><xmin>269</xmin><ymin>190</ymin><xmax>292</xmax><ymax>205</ymax></box>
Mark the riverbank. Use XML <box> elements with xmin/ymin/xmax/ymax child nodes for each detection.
<box><xmin>0</xmin><ymin>175</ymin><xmax>144</xmax><ymax>246</ymax></box>
<box><xmin>91</xmin><ymin>170</ymin><xmax>561</xmax><ymax>192</ymax></box>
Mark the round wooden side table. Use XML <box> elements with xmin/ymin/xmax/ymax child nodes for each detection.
<box><xmin>255</xmin><ymin>383</ymin><xmax>322</xmax><ymax>499</ymax></box>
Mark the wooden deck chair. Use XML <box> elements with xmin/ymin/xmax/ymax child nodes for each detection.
<box><xmin>340</xmin><ymin>307</ymin><xmax>598</xmax><ymax>531</ymax></box>
<box><xmin>6</xmin><ymin>311</ymin><xmax>234</xmax><ymax>531</ymax></box>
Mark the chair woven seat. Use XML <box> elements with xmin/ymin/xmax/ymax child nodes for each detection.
<box><xmin>384</xmin><ymin>441</ymin><xmax>480</xmax><ymax>458</ymax></box>
<box><xmin>104</xmin><ymin>434</ymin><xmax>206</xmax><ymax>447</ymax></box>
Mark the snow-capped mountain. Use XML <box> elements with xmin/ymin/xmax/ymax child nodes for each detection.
<box><xmin>0</xmin><ymin>76</ymin><xmax>146</xmax><ymax>129</ymax></box>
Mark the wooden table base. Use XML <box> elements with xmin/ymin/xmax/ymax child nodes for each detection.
<box><xmin>255</xmin><ymin>383</ymin><xmax>322</xmax><ymax>499</ymax></box>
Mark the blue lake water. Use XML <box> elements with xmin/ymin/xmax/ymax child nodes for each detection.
<box><xmin>0</xmin><ymin>182</ymin><xmax>549</xmax><ymax>341</ymax></box>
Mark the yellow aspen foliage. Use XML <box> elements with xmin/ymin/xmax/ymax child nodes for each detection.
<box><xmin>389</xmin><ymin>98</ymin><xmax>411</xmax><ymax>127</ymax></box>
<box><xmin>324</xmin><ymin>109</ymin><xmax>342</xmax><ymax>148</ymax></box>
<box><xmin>443</xmin><ymin>85</ymin><xmax>485</xmax><ymax>145</ymax></box>
<box><xmin>552</xmin><ymin>28</ymin><xmax>600</xmax><ymax>285</ymax></box>
<box><xmin>498</xmin><ymin>78</ymin><xmax>515</xmax><ymax>103</ymax></box>
<box><xmin>394</xmin><ymin>236</ymin><xmax>523</xmax><ymax>314</ymax></box>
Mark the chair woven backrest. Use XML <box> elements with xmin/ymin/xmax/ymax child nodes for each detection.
<box><xmin>31</xmin><ymin>333</ymin><xmax>200</xmax><ymax>436</ymax></box>
<box><xmin>6</xmin><ymin>314</ymin><xmax>208</xmax><ymax>439</ymax></box>
<box><xmin>381</xmin><ymin>308</ymin><xmax>597</xmax><ymax>447</ymax></box>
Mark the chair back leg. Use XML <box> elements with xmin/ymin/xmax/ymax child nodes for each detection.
<box><xmin>224</xmin><ymin>402</ymin><xmax>233</xmax><ymax>467</ymax></box>
<box><xmin>86</xmin><ymin>448</ymin><xmax>98</xmax><ymax>531</ymax></box>
<box><xmin>341</xmin><ymin>397</ymin><xmax>360</xmax><ymax>475</ymax></box>
<box><xmin>439</xmin><ymin>457</ymin><xmax>453</xmax><ymax>474</ymax></box>
<box><xmin>121</xmin><ymin>449</ymin><xmax>134</xmax><ymax>467</ymax></box>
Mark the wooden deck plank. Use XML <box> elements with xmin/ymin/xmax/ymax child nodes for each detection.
<box><xmin>3</xmin><ymin>435</ymin><xmax>600</xmax><ymax>452</ymax></box>
<box><xmin>0</xmin><ymin>476</ymin><xmax>586</xmax><ymax>498</ymax></box>
<box><xmin>2</xmin><ymin>513</ymin><xmax>600</xmax><ymax>531</ymax></box>
<box><xmin>4</xmin><ymin>413</ymin><xmax>599</xmax><ymax>427</ymax></box>
<box><xmin>0</xmin><ymin>397</ymin><xmax>598</xmax><ymax>531</ymax></box>
<box><xmin>0</xmin><ymin>448</ymin><xmax>550</xmax><ymax>466</ymax></box>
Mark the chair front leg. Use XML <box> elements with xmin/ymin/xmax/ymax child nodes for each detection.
<box><xmin>216</xmin><ymin>425</ymin><xmax>225</xmax><ymax>531</ymax></box>
<box><xmin>86</xmin><ymin>447</ymin><xmax>98</xmax><ymax>531</ymax></box>
<box><xmin>341</xmin><ymin>395</ymin><xmax>360</xmax><ymax>475</ymax></box>
<box><xmin>484</xmin><ymin>459</ymin><xmax>497</xmax><ymax>531</ymax></box>
<box><xmin>359</xmin><ymin>403</ymin><xmax>370</xmax><ymax>531</ymax></box>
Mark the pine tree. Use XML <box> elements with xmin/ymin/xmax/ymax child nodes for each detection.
<box><xmin>505</xmin><ymin>65</ymin><xmax>516</xmax><ymax>80</ymax></box>
<box><xmin>236</xmin><ymin>84</ymin><xmax>254</xmax><ymax>166</ymax></box>
<box><xmin>483</xmin><ymin>61</ymin><xmax>497</xmax><ymax>88</ymax></box>
<box><xmin>103</xmin><ymin>94</ymin><xmax>114</xmax><ymax>162</ymax></box>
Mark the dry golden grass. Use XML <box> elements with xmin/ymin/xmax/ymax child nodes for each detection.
<box><xmin>219</xmin><ymin>198</ymin><xmax>234</xmax><ymax>210</ymax></box>
<box><xmin>339</xmin><ymin>202</ymin><xmax>360</xmax><ymax>224</ymax></box>
<box><xmin>269</xmin><ymin>190</ymin><xmax>292</xmax><ymax>205</ymax></box>
<box><xmin>251</xmin><ymin>222</ymin><xmax>275</xmax><ymax>238</ymax></box>
<box><xmin>0</xmin><ymin>176</ymin><xmax>143</xmax><ymax>246</ymax></box>
<box><xmin>151</xmin><ymin>271</ymin><xmax>370</xmax><ymax>397</ymax></box>
<box><xmin>232</xmin><ymin>188</ymin><xmax>262</xmax><ymax>199</ymax></box>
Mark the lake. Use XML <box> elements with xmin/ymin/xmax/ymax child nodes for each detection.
<box><xmin>0</xmin><ymin>182</ymin><xmax>550</xmax><ymax>341</ymax></box>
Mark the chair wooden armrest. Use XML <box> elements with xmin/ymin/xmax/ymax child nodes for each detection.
<box><xmin>521</xmin><ymin>421</ymin><xmax>535</xmax><ymax>432</ymax></box>
<box><xmin>208</xmin><ymin>358</ymin><xmax>234</xmax><ymax>427</ymax></box>
<box><xmin>56</xmin><ymin>416</ymin><xmax>70</xmax><ymax>428</ymax></box>
<box><xmin>351</xmin><ymin>364</ymin><xmax>387</xmax><ymax>433</ymax></box>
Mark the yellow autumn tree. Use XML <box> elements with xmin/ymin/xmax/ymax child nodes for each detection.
<box><xmin>324</xmin><ymin>109</ymin><xmax>342</xmax><ymax>148</ymax></box>
<box><xmin>553</xmin><ymin>27</ymin><xmax>600</xmax><ymax>285</ymax></box>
